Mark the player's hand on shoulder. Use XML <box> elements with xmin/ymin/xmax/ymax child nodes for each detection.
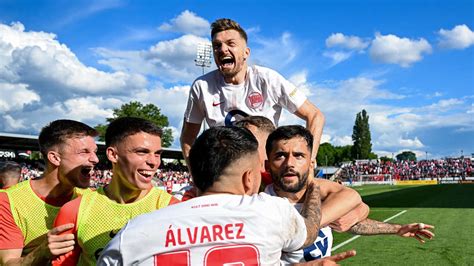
<box><xmin>47</xmin><ymin>223</ymin><xmax>76</xmax><ymax>256</ymax></box>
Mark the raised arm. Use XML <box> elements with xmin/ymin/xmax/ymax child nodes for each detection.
<box><xmin>300</xmin><ymin>182</ymin><xmax>322</xmax><ymax>247</ymax></box>
<box><xmin>180</xmin><ymin>121</ymin><xmax>202</xmax><ymax>168</ymax></box>
<box><xmin>294</xmin><ymin>100</ymin><xmax>325</xmax><ymax>160</ymax></box>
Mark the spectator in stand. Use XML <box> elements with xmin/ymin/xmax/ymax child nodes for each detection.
<box><xmin>340</xmin><ymin>157</ymin><xmax>474</xmax><ymax>181</ymax></box>
<box><xmin>0</xmin><ymin>161</ymin><xmax>21</xmax><ymax>189</ymax></box>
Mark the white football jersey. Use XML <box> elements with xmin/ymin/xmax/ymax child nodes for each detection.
<box><xmin>184</xmin><ymin>65</ymin><xmax>307</xmax><ymax>127</ymax></box>
<box><xmin>98</xmin><ymin>193</ymin><xmax>307</xmax><ymax>266</ymax></box>
<box><xmin>265</xmin><ymin>184</ymin><xmax>334</xmax><ymax>264</ymax></box>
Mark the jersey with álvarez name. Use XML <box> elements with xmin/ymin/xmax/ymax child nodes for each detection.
<box><xmin>265</xmin><ymin>184</ymin><xmax>333</xmax><ymax>263</ymax></box>
<box><xmin>97</xmin><ymin>193</ymin><xmax>307</xmax><ymax>265</ymax></box>
<box><xmin>184</xmin><ymin>65</ymin><xmax>307</xmax><ymax>127</ymax></box>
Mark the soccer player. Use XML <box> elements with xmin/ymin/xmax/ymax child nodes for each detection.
<box><xmin>51</xmin><ymin>117</ymin><xmax>179</xmax><ymax>266</ymax></box>
<box><xmin>0</xmin><ymin>161</ymin><xmax>21</xmax><ymax>190</ymax></box>
<box><xmin>0</xmin><ymin>119</ymin><xmax>99</xmax><ymax>265</ymax></box>
<box><xmin>265</xmin><ymin>125</ymin><xmax>435</xmax><ymax>263</ymax></box>
<box><xmin>181</xmin><ymin>18</ymin><xmax>325</xmax><ymax>166</ymax></box>
<box><xmin>98</xmin><ymin>126</ymin><xmax>324</xmax><ymax>265</ymax></box>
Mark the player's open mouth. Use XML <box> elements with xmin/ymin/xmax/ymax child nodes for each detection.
<box><xmin>138</xmin><ymin>170</ymin><xmax>155</xmax><ymax>181</ymax></box>
<box><xmin>80</xmin><ymin>167</ymin><xmax>94</xmax><ymax>179</ymax></box>
<box><xmin>219</xmin><ymin>56</ymin><xmax>235</xmax><ymax>69</ymax></box>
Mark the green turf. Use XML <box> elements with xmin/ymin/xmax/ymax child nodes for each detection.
<box><xmin>332</xmin><ymin>184</ymin><xmax>474</xmax><ymax>265</ymax></box>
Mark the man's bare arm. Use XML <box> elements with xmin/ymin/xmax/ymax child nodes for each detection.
<box><xmin>349</xmin><ymin>219</ymin><xmax>435</xmax><ymax>243</ymax></box>
<box><xmin>330</xmin><ymin>202</ymin><xmax>370</xmax><ymax>232</ymax></box>
<box><xmin>295</xmin><ymin>100</ymin><xmax>325</xmax><ymax>160</ymax></box>
<box><xmin>180</xmin><ymin>121</ymin><xmax>202</xmax><ymax>168</ymax></box>
<box><xmin>300</xmin><ymin>182</ymin><xmax>322</xmax><ymax>247</ymax></box>
<box><xmin>313</xmin><ymin>178</ymin><xmax>362</xmax><ymax>227</ymax></box>
<box><xmin>0</xmin><ymin>224</ymin><xmax>75</xmax><ymax>266</ymax></box>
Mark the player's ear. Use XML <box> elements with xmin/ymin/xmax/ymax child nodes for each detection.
<box><xmin>47</xmin><ymin>151</ymin><xmax>61</xmax><ymax>167</ymax></box>
<box><xmin>106</xmin><ymin>146</ymin><xmax>119</xmax><ymax>163</ymax></box>
<box><xmin>242</xmin><ymin>168</ymin><xmax>253</xmax><ymax>195</ymax></box>
<box><xmin>244</xmin><ymin>47</ymin><xmax>250</xmax><ymax>61</ymax></box>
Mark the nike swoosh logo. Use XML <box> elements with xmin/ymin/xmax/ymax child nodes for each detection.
<box><xmin>212</xmin><ymin>101</ymin><xmax>224</xmax><ymax>106</ymax></box>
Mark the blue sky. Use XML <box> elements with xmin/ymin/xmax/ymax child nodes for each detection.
<box><xmin>0</xmin><ymin>0</ymin><xmax>472</xmax><ymax>159</ymax></box>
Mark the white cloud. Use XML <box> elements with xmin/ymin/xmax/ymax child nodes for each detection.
<box><xmin>0</xmin><ymin>82</ymin><xmax>40</xmax><ymax>112</ymax></box>
<box><xmin>158</xmin><ymin>10</ymin><xmax>210</xmax><ymax>36</ymax></box>
<box><xmin>369</xmin><ymin>33</ymin><xmax>432</xmax><ymax>67</ymax></box>
<box><xmin>2</xmin><ymin>115</ymin><xmax>27</xmax><ymax>131</ymax></box>
<box><xmin>438</xmin><ymin>24</ymin><xmax>474</xmax><ymax>49</ymax></box>
<box><xmin>323</xmin><ymin>51</ymin><xmax>353</xmax><ymax>66</ymax></box>
<box><xmin>96</xmin><ymin>34</ymin><xmax>211</xmax><ymax>83</ymax></box>
<box><xmin>251</xmin><ymin>32</ymin><xmax>298</xmax><ymax>69</ymax></box>
<box><xmin>135</xmin><ymin>85</ymin><xmax>191</xmax><ymax>122</ymax></box>
<box><xmin>0</xmin><ymin>22</ymin><xmax>147</xmax><ymax>103</ymax></box>
<box><xmin>326</xmin><ymin>33</ymin><xmax>369</xmax><ymax>50</ymax></box>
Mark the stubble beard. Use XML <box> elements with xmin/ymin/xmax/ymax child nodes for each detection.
<box><xmin>271</xmin><ymin>169</ymin><xmax>309</xmax><ymax>193</ymax></box>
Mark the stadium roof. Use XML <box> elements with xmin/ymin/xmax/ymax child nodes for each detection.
<box><xmin>0</xmin><ymin>132</ymin><xmax>184</xmax><ymax>160</ymax></box>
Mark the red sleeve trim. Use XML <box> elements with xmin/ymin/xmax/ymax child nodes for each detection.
<box><xmin>0</xmin><ymin>192</ymin><xmax>24</xmax><ymax>249</ymax></box>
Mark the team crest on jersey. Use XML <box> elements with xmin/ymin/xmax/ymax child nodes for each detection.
<box><xmin>247</xmin><ymin>92</ymin><xmax>263</xmax><ymax>109</ymax></box>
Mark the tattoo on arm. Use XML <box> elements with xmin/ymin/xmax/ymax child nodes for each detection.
<box><xmin>300</xmin><ymin>183</ymin><xmax>322</xmax><ymax>247</ymax></box>
<box><xmin>349</xmin><ymin>218</ymin><xmax>402</xmax><ymax>235</ymax></box>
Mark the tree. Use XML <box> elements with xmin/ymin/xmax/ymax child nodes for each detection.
<box><xmin>351</xmin><ymin>109</ymin><xmax>373</xmax><ymax>160</ymax></box>
<box><xmin>95</xmin><ymin>101</ymin><xmax>173</xmax><ymax>147</ymax></box>
<box><xmin>317</xmin><ymin>143</ymin><xmax>336</xmax><ymax>166</ymax></box>
<box><xmin>396</xmin><ymin>151</ymin><xmax>417</xmax><ymax>162</ymax></box>
<box><xmin>380</xmin><ymin>156</ymin><xmax>395</xmax><ymax>163</ymax></box>
<box><xmin>334</xmin><ymin>145</ymin><xmax>353</xmax><ymax>163</ymax></box>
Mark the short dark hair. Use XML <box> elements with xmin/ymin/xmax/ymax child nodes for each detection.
<box><xmin>266</xmin><ymin>125</ymin><xmax>313</xmax><ymax>156</ymax></box>
<box><xmin>105</xmin><ymin>117</ymin><xmax>162</xmax><ymax>148</ymax></box>
<box><xmin>189</xmin><ymin>126</ymin><xmax>258</xmax><ymax>192</ymax></box>
<box><xmin>0</xmin><ymin>161</ymin><xmax>21</xmax><ymax>176</ymax></box>
<box><xmin>234</xmin><ymin>116</ymin><xmax>275</xmax><ymax>134</ymax></box>
<box><xmin>211</xmin><ymin>18</ymin><xmax>248</xmax><ymax>42</ymax></box>
<box><xmin>39</xmin><ymin>120</ymin><xmax>98</xmax><ymax>157</ymax></box>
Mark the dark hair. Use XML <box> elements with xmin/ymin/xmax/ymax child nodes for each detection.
<box><xmin>0</xmin><ymin>161</ymin><xmax>21</xmax><ymax>175</ymax></box>
<box><xmin>211</xmin><ymin>18</ymin><xmax>248</xmax><ymax>42</ymax></box>
<box><xmin>39</xmin><ymin>119</ymin><xmax>98</xmax><ymax>157</ymax></box>
<box><xmin>105</xmin><ymin>117</ymin><xmax>162</xmax><ymax>147</ymax></box>
<box><xmin>265</xmin><ymin>125</ymin><xmax>313</xmax><ymax>156</ymax></box>
<box><xmin>189</xmin><ymin>126</ymin><xmax>258</xmax><ymax>192</ymax></box>
<box><xmin>234</xmin><ymin>116</ymin><xmax>275</xmax><ymax>134</ymax></box>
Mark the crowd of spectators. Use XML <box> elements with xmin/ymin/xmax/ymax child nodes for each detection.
<box><xmin>340</xmin><ymin>157</ymin><xmax>473</xmax><ymax>180</ymax></box>
<box><xmin>2</xmin><ymin>159</ymin><xmax>192</xmax><ymax>191</ymax></box>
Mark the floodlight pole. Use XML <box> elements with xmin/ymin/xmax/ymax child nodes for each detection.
<box><xmin>194</xmin><ymin>42</ymin><xmax>212</xmax><ymax>75</ymax></box>
<box><xmin>194</xmin><ymin>42</ymin><xmax>212</xmax><ymax>131</ymax></box>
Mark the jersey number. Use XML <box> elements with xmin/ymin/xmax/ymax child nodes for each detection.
<box><xmin>154</xmin><ymin>244</ymin><xmax>260</xmax><ymax>265</ymax></box>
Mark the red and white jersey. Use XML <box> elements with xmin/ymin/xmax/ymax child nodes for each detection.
<box><xmin>265</xmin><ymin>184</ymin><xmax>334</xmax><ymax>263</ymax></box>
<box><xmin>98</xmin><ymin>193</ymin><xmax>306</xmax><ymax>265</ymax></box>
<box><xmin>184</xmin><ymin>65</ymin><xmax>307</xmax><ymax>127</ymax></box>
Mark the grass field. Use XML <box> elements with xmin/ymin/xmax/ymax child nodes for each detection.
<box><xmin>332</xmin><ymin>184</ymin><xmax>474</xmax><ymax>265</ymax></box>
